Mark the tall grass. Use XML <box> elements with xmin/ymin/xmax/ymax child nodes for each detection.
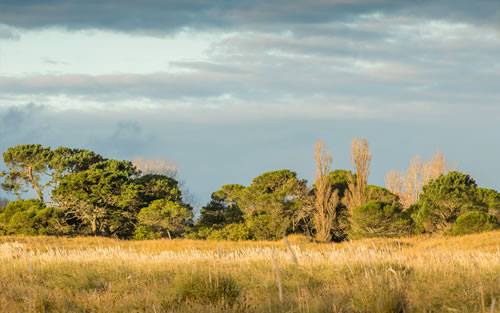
<box><xmin>0</xmin><ymin>231</ymin><xmax>499</xmax><ymax>312</ymax></box>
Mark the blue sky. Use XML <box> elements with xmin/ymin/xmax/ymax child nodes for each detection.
<box><xmin>0</xmin><ymin>0</ymin><xmax>499</xmax><ymax>206</ymax></box>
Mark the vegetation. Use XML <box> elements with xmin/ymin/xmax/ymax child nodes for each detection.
<box><xmin>0</xmin><ymin>141</ymin><xmax>498</xmax><ymax>240</ymax></box>
<box><xmin>0</xmin><ymin>232</ymin><xmax>498</xmax><ymax>313</ymax></box>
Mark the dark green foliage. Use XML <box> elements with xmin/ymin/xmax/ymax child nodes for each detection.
<box><xmin>412</xmin><ymin>172</ymin><xmax>485</xmax><ymax>233</ymax></box>
<box><xmin>451</xmin><ymin>211</ymin><xmax>498</xmax><ymax>235</ymax></box>
<box><xmin>368</xmin><ymin>185</ymin><xmax>399</xmax><ymax>204</ymax></box>
<box><xmin>134</xmin><ymin>199</ymin><xmax>192</xmax><ymax>239</ymax></box>
<box><xmin>328</xmin><ymin>169</ymin><xmax>351</xmax><ymax>197</ymax></box>
<box><xmin>135</xmin><ymin>174</ymin><xmax>183</xmax><ymax>205</ymax></box>
<box><xmin>349</xmin><ymin>201</ymin><xmax>413</xmax><ymax>239</ymax></box>
<box><xmin>49</xmin><ymin>147</ymin><xmax>104</xmax><ymax>183</ymax></box>
<box><xmin>52</xmin><ymin>160</ymin><xmax>141</xmax><ymax>238</ymax></box>
<box><xmin>238</xmin><ymin>169</ymin><xmax>307</xmax><ymax>240</ymax></box>
<box><xmin>477</xmin><ymin>188</ymin><xmax>500</xmax><ymax>221</ymax></box>
<box><xmin>198</xmin><ymin>184</ymin><xmax>244</xmax><ymax>229</ymax></box>
<box><xmin>0</xmin><ymin>199</ymin><xmax>65</xmax><ymax>235</ymax></box>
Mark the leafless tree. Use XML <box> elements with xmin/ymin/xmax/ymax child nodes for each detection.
<box><xmin>312</xmin><ymin>141</ymin><xmax>340</xmax><ymax>242</ymax></box>
<box><xmin>386</xmin><ymin>152</ymin><xmax>449</xmax><ymax>208</ymax></box>
<box><xmin>132</xmin><ymin>157</ymin><xmax>178</xmax><ymax>178</ymax></box>
<box><xmin>345</xmin><ymin>138</ymin><xmax>371</xmax><ymax>213</ymax></box>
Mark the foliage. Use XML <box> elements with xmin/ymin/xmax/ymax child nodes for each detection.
<box><xmin>134</xmin><ymin>199</ymin><xmax>192</xmax><ymax>239</ymax></box>
<box><xmin>0</xmin><ymin>199</ymin><xmax>66</xmax><ymax>235</ymax></box>
<box><xmin>1</xmin><ymin>144</ymin><xmax>52</xmax><ymax>201</ymax></box>
<box><xmin>238</xmin><ymin>169</ymin><xmax>307</xmax><ymax>240</ymax></box>
<box><xmin>477</xmin><ymin>188</ymin><xmax>500</xmax><ymax>221</ymax></box>
<box><xmin>368</xmin><ymin>185</ymin><xmax>399</xmax><ymax>204</ymax></box>
<box><xmin>198</xmin><ymin>184</ymin><xmax>245</xmax><ymax>229</ymax></box>
<box><xmin>135</xmin><ymin>174</ymin><xmax>183</xmax><ymax>205</ymax></box>
<box><xmin>412</xmin><ymin>171</ymin><xmax>485</xmax><ymax>233</ymax></box>
<box><xmin>451</xmin><ymin>211</ymin><xmax>497</xmax><ymax>235</ymax></box>
<box><xmin>52</xmin><ymin>160</ymin><xmax>141</xmax><ymax>238</ymax></box>
<box><xmin>349</xmin><ymin>200</ymin><xmax>413</xmax><ymax>239</ymax></box>
<box><xmin>207</xmin><ymin>223</ymin><xmax>252</xmax><ymax>241</ymax></box>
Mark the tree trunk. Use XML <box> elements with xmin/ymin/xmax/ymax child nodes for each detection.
<box><xmin>27</xmin><ymin>166</ymin><xmax>44</xmax><ymax>202</ymax></box>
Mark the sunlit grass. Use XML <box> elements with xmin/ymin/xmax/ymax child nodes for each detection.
<box><xmin>0</xmin><ymin>231</ymin><xmax>499</xmax><ymax>312</ymax></box>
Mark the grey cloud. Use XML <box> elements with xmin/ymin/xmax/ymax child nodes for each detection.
<box><xmin>0</xmin><ymin>0</ymin><xmax>498</xmax><ymax>34</ymax></box>
<box><xmin>0</xmin><ymin>25</ymin><xmax>20</xmax><ymax>40</ymax></box>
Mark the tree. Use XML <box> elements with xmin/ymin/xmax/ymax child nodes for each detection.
<box><xmin>2</xmin><ymin>144</ymin><xmax>52</xmax><ymax>201</ymax></box>
<box><xmin>134</xmin><ymin>199</ymin><xmax>192</xmax><ymax>239</ymax></box>
<box><xmin>0</xmin><ymin>199</ymin><xmax>65</xmax><ymax>235</ymax></box>
<box><xmin>349</xmin><ymin>200</ymin><xmax>413</xmax><ymax>239</ymax></box>
<box><xmin>135</xmin><ymin>174</ymin><xmax>183</xmax><ymax>205</ymax></box>
<box><xmin>198</xmin><ymin>184</ymin><xmax>245</xmax><ymax>229</ymax></box>
<box><xmin>412</xmin><ymin>171</ymin><xmax>485</xmax><ymax>233</ymax></box>
<box><xmin>386</xmin><ymin>152</ymin><xmax>449</xmax><ymax>208</ymax></box>
<box><xmin>477</xmin><ymin>188</ymin><xmax>500</xmax><ymax>221</ymax></box>
<box><xmin>132</xmin><ymin>157</ymin><xmax>178</xmax><ymax>178</ymax></box>
<box><xmin>52</xmin><ymin>160</ymin><xmax>141</xmax><ymax>238</ymax></box>
<box><xmin>451</xmin><ymin>211</ymin><xmax>497</xmax><ymax>236</ymax></box>
<box><xmin>49</xmin><ymin>147</ymin><xmax>104</xmax><ymax>184</ymax></box>
<box><xmin>310</xmin><ymin>141</ymin><xmax>340</xmax><ymax>242</ymax></box>
<box><xmin>345</xmin><ymin>138</ymin><xmax>371</xmax><ymax>214</ymax></box>
<box><xmin>239</xmin><ymin>169</ymin><xmax>307</xmax><ymax>240</ymax></box>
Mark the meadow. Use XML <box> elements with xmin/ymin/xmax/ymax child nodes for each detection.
<box><xmin>0</xmin><ymin>231</ymin><xmax>499</xmax><ymax>313</ymax></box>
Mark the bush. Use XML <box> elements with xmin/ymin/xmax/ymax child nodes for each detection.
<box><xmin>208</xmin><ymin>223</ymin><xmax>252</xmax><ymax>241</ymax></box>
<box><xmin>349</xmin><ymin>201</ymin><xmax>413</xmax><ymax>239</ymax></box>
<box><xmin>173</xmin><ymin>271</ymin><xmax>241</xmax><ymax>305</ymax></box>
<box><xmin>451</xmin><ymin>211</ymin><xmax>497</xmax><ymax>235</ymax></box>
<box><xmin>0</xmin><ymin>199</ymin><xmax>63</xmax><ymax>235</ymax></box>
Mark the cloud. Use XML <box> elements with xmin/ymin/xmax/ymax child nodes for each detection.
<box><xmin>0</xmin><ymin>25</ymin><xmax>20</xmax><ymax>40</ymax></box>
<box><xmin>0</xmin><ymin>0</ymin><xmax>498</xmax><ymax>34</ymax></box>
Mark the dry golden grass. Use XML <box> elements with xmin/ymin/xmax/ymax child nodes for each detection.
<box><xmin>0</xmin><ymin>231</ymin><xmax>499</xmax><ymax>313</ymax></box>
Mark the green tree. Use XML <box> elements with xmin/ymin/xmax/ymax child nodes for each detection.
<box><xmin>198</xmin><ymin>184</ymin><xmax>245</xmax><ymax>229</ymax></box>
<box><xmin>451</xmin><ymin>211</ymin><xmax>497</xmax><ymax>235</ymax></box>
<box><xmin>49</xmin><ymin>147</ymin><xmax>104</xmax><ymax>184</ymax></box>
<box><xmin>52</xmin><ymin>160</ymin><xmax>141</xmax><ymax>238</ymax></box>
<box><xmin>134</xmin><ymin>199</ymin><xmax>192</xmax><ymax>239</ymax></box>
<box><xmin>239</xmin><ymin>170</ymin><xmax>307</xmax><ymax>240</ymax></box>
<box><xmin>412</xmin><ymin>172</ymin><xmax>485</xmax><ymax>233</ymax></box>
<box><xmin>0</xmin><ymin>199</ymin><xmax>64</xmax><ymax>235</ymax></box>
<box><xmin>134</xmin><ymin>174</ymin><xmax>183</xmax><ymax>205</ymax></box>
<box><xmin>477</xmin><ymin>188</ymin><xmax>500</xmax><ymax>221</ymax></box>
<box><xmin>349</xmin><ymin>200</ymin><xmax>413</xmax><ymax>239</ymax></box>
<box><xmin>2</xmin><ymin>144</ymin><xmax>53</xmax><ymax>201</ymax></box>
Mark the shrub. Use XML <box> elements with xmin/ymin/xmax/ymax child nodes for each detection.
<box><xmin>208</xmin><ymin>223</ymin><xmax>252</xmax><ymax>241</ymax></box>
<box><xmin>173</xmin><ymin>271</ymin><xmax>241</xmax><ymax>305</ymax></box>
<box><xmin>451</xmin><ymin>211</ymin><xmax>497</xmax><ymax>235</ymax></box>
<box><xmin>0</xmin><ymin>199</ymin><xmax>63</xmax><ymax>235</ymax></box>
<box><xmin>349</xmin><ymin>201</ymin><xmax>413</xmax><ymax>239</ymax></box>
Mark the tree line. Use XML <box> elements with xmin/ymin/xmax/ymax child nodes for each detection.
<box><xmin>0</xmin><ymin>141</ymin><xmax>498</xmax><ymax>241</ymax></box>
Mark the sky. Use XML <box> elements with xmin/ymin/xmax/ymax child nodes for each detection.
<box><xmin>0</xmin><ymin>0</ymin><xmax>499</xmax><ymax>207</ymax></box>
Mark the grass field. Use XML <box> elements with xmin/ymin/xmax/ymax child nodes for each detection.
<box><xmin>0</xmin><ymin>232</ymin><xmax>499</xmax><ymax>313</ymax></box>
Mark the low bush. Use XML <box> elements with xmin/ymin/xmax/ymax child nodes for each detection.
<box><xmin>349</xmin><ymin>201</ymin><xmax>413</xmax><ymax>239</ymax></box>
<box><xmin>451</xmin><ymin>211</ymin><xmax>497</xmax><ymax>235</ymax></box>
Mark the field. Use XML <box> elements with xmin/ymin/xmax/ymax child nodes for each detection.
<box><xmin>0</xmin><ymin>232</ymin><xmax>499</xmax><ymax>313</ymax></box>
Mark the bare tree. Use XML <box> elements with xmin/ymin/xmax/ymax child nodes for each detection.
<box><xmin>345</xmin><ymin>138</ymin><xmax>371</xmax><ymax>213</ymax></box>
<box><xmin>132</xmin><ymin>157</ymin><xmax>178</xmax><ymax>178</ymax></box>
<box><xmin>386</xmin><ymin>152</ymin><xmax>449</xmax><ymax>208</ymax></box>
<box><xmin>312</xmin><ymin>141</ymin><xmax>340</xmax><ymax>242</ymax></box>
